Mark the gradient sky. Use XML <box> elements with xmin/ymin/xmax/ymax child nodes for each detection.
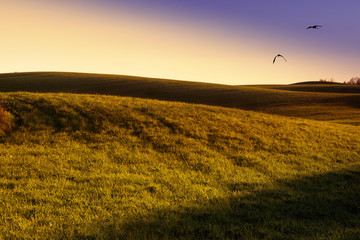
<box><xmin>1</xmin><ymin>0</ymin><xmax>359</xmax><ymax>85</ymax></box>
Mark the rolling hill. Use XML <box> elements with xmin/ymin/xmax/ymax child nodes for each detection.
<box><xmin>0</xmin><ymin>72</ymin><xmax>359</xmax><ymax>239</ymax></box>
<box><xmin>1</xmin><ymin>72</ymin><xmax>360</xmax><ymax>125</ymax></box>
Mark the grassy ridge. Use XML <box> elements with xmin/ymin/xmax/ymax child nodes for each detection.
<box><xmin>1</xmin><ymin>72</ymin><xmax>360</xmax><ymax>125</ymax></box>
<box><xmin>0</xmin><ymin>92</ymin><xmax>359</xmax><ymax>239</ymax></box>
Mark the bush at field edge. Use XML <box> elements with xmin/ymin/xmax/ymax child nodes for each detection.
<box><xmin>0</xmin><ymin>103</ymin><xmax>15</xmax><ymax>135</ymax></box>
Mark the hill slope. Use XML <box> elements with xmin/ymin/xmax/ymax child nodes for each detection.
<box><xmin>1</xmin><ymin>72</ymin><xmax>360</xmax><ymax>125</ymax></box>
<box><xmin>0</xmin><ymin>92</ymin><xmax>359</xmax><ymax>239</ymax></box>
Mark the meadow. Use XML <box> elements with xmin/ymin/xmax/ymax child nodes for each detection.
<box><xmin>0</xmin><ymin>72</ymin><xmax>359</xmax><ymax>239</ymax></box>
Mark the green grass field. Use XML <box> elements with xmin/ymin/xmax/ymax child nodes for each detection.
<box><xmin>0</xmin><ymin>72</ymin><xmax>359</xmax><ymax>239</ymax></box>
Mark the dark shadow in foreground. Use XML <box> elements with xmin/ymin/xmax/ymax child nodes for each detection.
<box><xmin>86</xmin><ymin>168</ymin><xmax>360</xmax><ymax>240</ymax></box>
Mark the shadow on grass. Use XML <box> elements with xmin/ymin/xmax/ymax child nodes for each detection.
<box><xmin>97</xmin><ymin>168</ymin><xmax>360</xmax><ymax>240</ymax></box>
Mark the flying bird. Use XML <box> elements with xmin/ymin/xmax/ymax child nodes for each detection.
<box><xmin>307</xmin><ymin>25</ymin><xmax>322</xmax><ymax>29</ymax></box>
<box><xmin>273</xmin><ymin>54</ymin><xmax>287</xmax><ymax>64</ymax></box>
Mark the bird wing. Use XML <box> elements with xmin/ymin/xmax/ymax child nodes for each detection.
<box><xmin>307</xmin><ymin>25</ymin><xmax>322</xmax><ymax>29</ymax></box>
<box><xmin>280</xmin><ymin>55</ymin><xmax>287</xmax><ymax>62</ymax></box>
<box><xmin>273</xmin><ymin>56</ymin><xmax>277</xmax><ymax>64</ymax></box>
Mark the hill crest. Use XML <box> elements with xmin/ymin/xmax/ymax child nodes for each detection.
<box><xmin>1</xmin><ymin>71</ymin><xmax>360</xmax><ymax>125</ymax></box>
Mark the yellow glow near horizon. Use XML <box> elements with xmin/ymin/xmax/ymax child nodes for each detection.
<box><xmin>0</xmin><ymin>1</ymin><xmax>357</xmax><ymax>85</ymax></box>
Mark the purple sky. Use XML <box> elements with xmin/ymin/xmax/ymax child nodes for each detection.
<box><xmin>1</xmin><ymin>0</ymin><xmax>359</xmax><ymax>84</ymax></box>
<box><xmin>104</xmin><ymin>0</ymin><xmax>360</xmax><ymax>53</ymax></box>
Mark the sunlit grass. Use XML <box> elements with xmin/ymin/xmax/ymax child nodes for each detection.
<box><xmin>0</xmin><ymin>92</ymin><xmax>359</xmax><ymax>239</ymax></box>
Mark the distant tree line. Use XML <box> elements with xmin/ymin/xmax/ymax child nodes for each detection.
<box><xmin>319</xmin><ymin>77</ymin><xmax>360</xmax><ymax>85</ymax></box>
<box><xmin>343</xmin><ymin>77</ymin><xmax>360</xmax><ymax>85</ymax></box>
<box><xmin>319</xmin><ymin>78</ymin><xmax>335</xmax><ymax>83</ymax></box>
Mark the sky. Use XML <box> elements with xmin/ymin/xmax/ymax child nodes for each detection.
<box><xmin>1</xmin><ymin>0</ymin><xmax>359</xmax><ymax>85</ymax></box>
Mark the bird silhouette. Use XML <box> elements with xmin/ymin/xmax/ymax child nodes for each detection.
<box><xmin>307</xmin><ymin>25</ymin><xmax>322</xmax><ymax>29</ymax></box>
<box><xmin>273</xmin><ymin>54</ymin><xmax>287</xmax><ymax>64</ymax></box>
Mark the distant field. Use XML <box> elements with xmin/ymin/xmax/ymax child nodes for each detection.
<box><xmin>1</xmin><ymin>72</ymin><xmax>360</xmax><ymax>125</ymax></box>
<box><xmin>253</xmin><ymin>84</ymin><xmax>360</xmax><ymax>94</ymax></box>
<box><xmin>0</xmin><ymin>92</ymin><xmax>359</xmax><ymax>239</ymax></box>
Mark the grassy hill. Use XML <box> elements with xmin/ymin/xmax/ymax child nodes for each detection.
<box><xmin>1</xmin><ymin>72</ymin><xmax>360</xmax><ymax>125</ymax></box>
<box><xmin>0</xmin><ymin>91</ymin><xmax>359</xmax><ymax>239</ymax></box>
